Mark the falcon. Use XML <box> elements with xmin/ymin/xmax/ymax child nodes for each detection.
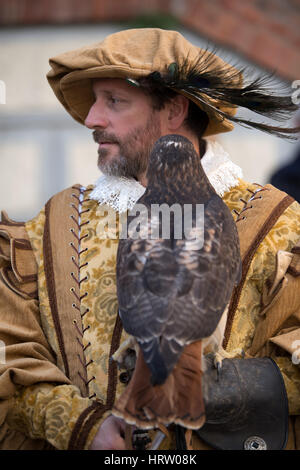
<box><xmin>112</xmin><ymin>134</ymin><xmax>242</xmax><ymax>431</ymax></box>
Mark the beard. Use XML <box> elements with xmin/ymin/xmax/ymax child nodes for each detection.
<box><xmin>94</xmin><ymin>113</ymin><xmax>161</xmax><ymax>179</ymax></box>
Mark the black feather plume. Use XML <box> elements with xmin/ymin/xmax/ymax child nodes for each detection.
<box><xmin>147</xmin><ymin>48</ymin><xmax>300</xmax><ymax>140</ymax></box>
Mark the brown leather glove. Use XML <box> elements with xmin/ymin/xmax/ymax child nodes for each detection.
<box><xmin>193</xmin><ymin>354</ymin><xmax>289</xmax><ymax>450</ymax></box>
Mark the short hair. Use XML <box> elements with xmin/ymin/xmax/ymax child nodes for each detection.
<box><xmin>139</xmin><ymin>77</ymin><xmax>209</xmax><ymax>139</ymax></box>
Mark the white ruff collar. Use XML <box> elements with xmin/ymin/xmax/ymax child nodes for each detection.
<box><xmin>89</xmin><ymin>139</ymin><xmax>243</xmax><ymax>213</ymax></box>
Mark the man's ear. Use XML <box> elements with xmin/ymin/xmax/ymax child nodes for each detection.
<box><xmin>166</xmin><ymin>94</ymin><xmax>189</xmax><ymax>131</ymax></box>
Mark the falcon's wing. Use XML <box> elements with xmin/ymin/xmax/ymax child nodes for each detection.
<box><xmin>117</xmin><ymin>234</ymin><xmax>184</xmax><ymax>381</ymax></box>
<box><xmin>168</xmin><ymin>194</ymin><xmax>242</xmax><ymax>343</ymax></box>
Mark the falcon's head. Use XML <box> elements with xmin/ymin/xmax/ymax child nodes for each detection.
<box><xmin>147</xmin><ymin>134</ymin><xmax>202</xmax><ymax>182</ymax></box>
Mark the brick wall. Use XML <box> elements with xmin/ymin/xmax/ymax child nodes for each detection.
<box><xmin>178</xmin><ymin>0</ymin><xmax>300</xmax><ymax>81</ymax></box>
<box><xmin>0</xmin><ymin>0</ymin><xmax>299</xmax><ymax>80</ymax></box>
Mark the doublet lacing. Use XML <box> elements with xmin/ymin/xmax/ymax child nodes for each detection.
<box><xmin>233</xmin><ymin>184</ymin><xmax>270</xmax><ymax>222</ymax></box>
<box><xmin>70</xmin><ymin>186</ymin><xmax>96</xmax><ymax>397</ymax></box>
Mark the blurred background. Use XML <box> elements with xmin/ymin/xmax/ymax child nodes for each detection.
<box><xmin>0</xmin><ymin>0</ymin><xmax>299</xmax><ymax>221</ymax></box>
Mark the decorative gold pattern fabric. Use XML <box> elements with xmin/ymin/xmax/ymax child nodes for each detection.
<box><xmin>1</xmin><ymin>178</ymin><xmax>299</xmax><ymax>450</ymax></box>
<box><xmin>6</xmin><ymin>383</ymin><xmax>92</xmax><ymax>450</ymax></box>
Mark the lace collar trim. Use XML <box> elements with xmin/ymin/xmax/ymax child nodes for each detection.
<box><xmin>89</xmin><ymin>139</ymin><xmax>243</xmax><ymax>212</ymax></box>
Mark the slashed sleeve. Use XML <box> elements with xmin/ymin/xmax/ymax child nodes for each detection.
<box><xmin>0</xmin><ymin>212</ymin><xmax>106</xmax><ymax>450</ymax></box>
<box><xmin>249</xmin><ymin>210</ymin><xmax>300</xmax><ymax>415</ymax></box>
<box><xmin>267</xmin><ymin>244</ymin><xmax>300</xmax><ymax>415</ymax></box>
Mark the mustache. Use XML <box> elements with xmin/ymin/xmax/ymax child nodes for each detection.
<box><xmin>92</xmin><ymin>130</ymin><xmax>119</xmax><ymax>144</ymax></box>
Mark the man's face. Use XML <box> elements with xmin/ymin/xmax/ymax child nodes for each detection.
<box><xmin>85</xmin><ymin>78</ymin><xmax>162</xmax><ymax>179</ymax></box>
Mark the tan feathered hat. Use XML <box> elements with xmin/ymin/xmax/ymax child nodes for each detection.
<box><xmin>47</xmin><ymin>28</ymin><xmax>243</xmax><ymax>136</ymax></box>
<box><xmin>47</xmin><ymin>28</ymin><xmax>299</xmax><ymax>139</ymax></box>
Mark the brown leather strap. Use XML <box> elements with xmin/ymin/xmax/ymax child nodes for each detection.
<box><xmin>44</xmin><ymin>185</ymin><xmax>89</xmax><ymax>396</ymax></box>
<box><xmin>185</xmin><ymin>428</ymin><xmax>193</xmax><ymax>450</ymax></box>
<box><xmin>125</xmin><ymin>424</ymin><xmax>133</xmax><ymax>450</ymax></box>
<box><xmin>223</xmin><ymin>184</ymin><xmax>295</xmax><ymax>348</ymax></box>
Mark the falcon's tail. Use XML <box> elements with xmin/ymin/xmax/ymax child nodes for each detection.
<box><xmin>142</xmin><ymin>337</ymin><xmax>183</xmax><ymax>386</ymax></box>
<box><xmin>112</xmin><ymin>341</ymin><xmax>205</xmax><ymax>430</ymax></box>
<box><xmin>140</xmin><ymin>338</ymin><xmax>169</xmax><ymax>386</ymax></box>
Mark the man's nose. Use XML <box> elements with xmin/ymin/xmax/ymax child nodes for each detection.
<box><xmin>84</xmin><ymin>101</ymin><xmax>109</xmax><ymax>129</ymax></box>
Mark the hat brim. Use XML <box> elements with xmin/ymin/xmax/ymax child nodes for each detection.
<box><xmin>50</xmin><ymin>66</ymin><xmax>235</xmax><ymax>136</ymax></box>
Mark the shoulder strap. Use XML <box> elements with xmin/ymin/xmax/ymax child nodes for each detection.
<box><xmin>223</xmin><ymin>184</ymin><xmax>295</xmax><ymax>348</ymax></box>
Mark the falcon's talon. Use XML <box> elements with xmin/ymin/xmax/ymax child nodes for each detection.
<box><xmin>213</xmin><ymin>351</ymin><xmax>225</xmax><ymax>370</ymax></box>
<box><xmin>213</xmin><ymin>346</ymin><xmax>244</xmax><ymax>368</ymax></box>
<box><xmin>216</xmin><ymin>361</ymin><xmax>222</xmax><ymax>381</ymax></box>
<box><xmin>112</xmin><ymin>336</ymin><xmax>137</xmax><ymax>366</ymax></box>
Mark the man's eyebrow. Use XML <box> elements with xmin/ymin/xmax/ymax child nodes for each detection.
<box><xmin>94</xmin><ymin>88</ymin><xmax>130</xmax><ymax>98</ymax></box>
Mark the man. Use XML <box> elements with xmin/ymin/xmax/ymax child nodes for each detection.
<box><xmin>0</xmin><ymin>28</ymin><xmax>299</xmax><ymax>451</ymax></box>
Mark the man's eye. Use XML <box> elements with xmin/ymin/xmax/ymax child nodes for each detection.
<box><xmin>109</xmin><ymin>97</ymin><xmax>122</xmax><ymax>105</ymax></box>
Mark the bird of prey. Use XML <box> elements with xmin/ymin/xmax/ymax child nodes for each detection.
<box><xmin>112</xmin><ymin>134</ymin><xmax>242</xmax><ymax>431</ymax></box>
